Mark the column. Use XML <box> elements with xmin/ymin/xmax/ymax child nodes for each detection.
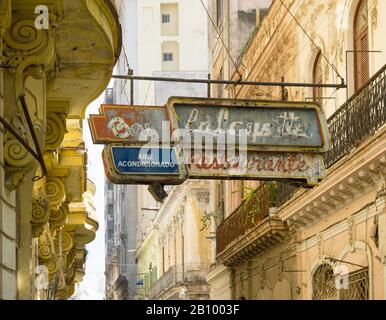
<box><xmin>0</xmin><ymin>1</ymin><xmax>16</xmax><ymax>300</ymax></box>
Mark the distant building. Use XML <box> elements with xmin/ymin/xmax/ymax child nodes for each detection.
<box><xmin>109</xmin><ymin>0</ymin><xmax>210</xmax><ymax>300</ymax></box>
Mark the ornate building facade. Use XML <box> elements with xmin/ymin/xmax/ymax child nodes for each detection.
<box><xmin>136</xmin><ymin>181</ymin><xmax>213</xmax><ymax>300</ymax></box>
<box><xmin>206</xmin><ymin>0</ymin><xmax>386</xmax><ymax>300</ymax></box>
<box><xmin>0</xmin><ymin>0</ymin><xmax>121</xmax><ymax>299</ymax></box>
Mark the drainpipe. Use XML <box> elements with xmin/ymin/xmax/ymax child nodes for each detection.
<box><xmin>182</xmin><ymin>229</ymin><xmax>185</xmax><ymax>282</ymax></box>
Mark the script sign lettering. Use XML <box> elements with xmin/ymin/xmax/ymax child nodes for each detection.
<box><xmin>166</xmin><ymin>97</ymin><xmax>330</xmax><ymax>153</ymax></box>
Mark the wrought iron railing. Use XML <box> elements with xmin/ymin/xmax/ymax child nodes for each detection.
<box><xmin>148</xmin><ymin>264</ymin><xmax>208</xmax><ymax>299</ymax></box>
<box><xmin>325</xmin><ymin>65</ymin><xmax>386</xmax><ymax>167</ymax></box>
<box><xmin>216</xmin><ymin>182</ymin><xmax>280</xmax><ymax>254</ymax></box>
<box><xmin>217</xmin><ymin>65</ymin><xmax>386</xmax><ymax>255</ymax></box>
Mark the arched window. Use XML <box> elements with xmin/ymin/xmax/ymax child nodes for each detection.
<box><xmin>312</xmin><ymin>264</ymin><xmax>338</xmax><ymax>300</ymax></box>
<box><xmin>354</xmin><ymin>0</ymin><xmax>369</xmax><ymax>91</ymax></box>
<box><xmin>313</xmin><ymin>51</ymin><xmax>323</xmax><ymax>104</ymax></box>
<box><xmin>312</xmin><ymin>261</ymin><xmax>369</xmax><ymax>300</ymax></box>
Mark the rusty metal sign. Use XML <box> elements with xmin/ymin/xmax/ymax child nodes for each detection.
<box><xmin>90</xmin><ymin>97</ymin><xmax>331</xmax><ymax>187</ymax></box>
<box><xmin>88</xmin><ymin>104</ymin><xmax>170</xmax><ymax>144</ymax></box>
<box><xmin>166</xmin><ymin>97</ymin><xmax>330</xmax><ymax>153</ymax></box>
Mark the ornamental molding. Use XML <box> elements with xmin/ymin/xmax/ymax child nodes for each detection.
<box><xmin>296</xmin><ymin>196</ymin><xmax>384</xmax><ymax>252</ymax></box>
<box><xmin>45</xmin><ymin>112</ymin><xmax>68</xmax><ymax>151</ymax></box>
<box><xmin>0</xmin><ymin>0</ymin><xmax>11</xmax><ymax>32</ymax></box>
<box><xmin>281</xmin><ymin>131</ymin><xmax>386</xmax><ymax>230</ymax></box>
<box><xmin>49</xmin><ymin>202</ymin><xmax>69</xmax><ymax>229</ymax></box>
<box><xmin>38</xmin><ymin>224</ymin><xmax>55</xmax><ymax>262</ymax></box>
<box><xmin>2</xmin><ymin>10</ymin><xmax>56</xmax><ymax>99</ymax></box>
<box><xmin>370</xmin><ymin>0</ymin><xmax>378</xmax><ymax>30</ymax></box>
<box><xmin>54</xmin><ymin>230</ymin><xmax>74</xmax><ymax>253</ymax></box>
<box><xmin>45</xmin><ymin>176</ymin><xmax>66</xmax><ymax>210</ymax></box>
<box><xmin>3</xmin><ymin>115</ymin><xmax>35</xmax><ymax>190</ymax></box>
<box><xmin>31</xmin><ymin>176</ymin><xmax>50</xmax><ymax>237</ymax></box>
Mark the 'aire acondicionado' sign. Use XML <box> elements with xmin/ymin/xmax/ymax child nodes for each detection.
<box><xmin>89</xmin><ymin>97</ymin><xmax>330</xmax><ymax>187</ymax></box>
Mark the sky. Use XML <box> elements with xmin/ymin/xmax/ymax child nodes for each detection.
<box><xmin>73</xmin><ymin>88</ymin><xmax>111</xmax><ymax>300</ymax></box>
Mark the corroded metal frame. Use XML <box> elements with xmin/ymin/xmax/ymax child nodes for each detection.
<box><xmin>165</xmin><ymin>96</ymin><xmax>331</xmax><ymax>153</ymax></box>
<box><xmin>102</xmin><ymin>143</ymin><xmax>187</xmax><ymax>185</ymax></box>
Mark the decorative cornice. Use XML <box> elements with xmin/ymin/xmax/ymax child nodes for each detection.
<box><xmin>280</xmin><ymin>130</ymin><xmax>386</xmax><ymax>229</ymax></box>
<box><xmin>217</xmin><ymin>217</ymin><xmax>288</xmax><ymax>267</ymax></box>
<box><xmin>296</xmin><ymin>196</ymin><xmax>384</xmax><ymax>252</ymax></box>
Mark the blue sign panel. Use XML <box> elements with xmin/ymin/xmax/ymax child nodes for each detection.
<box><xmin>111</xmin><ymin>146</ymin><xmax>180</xmax><ymax>175</ymax></box>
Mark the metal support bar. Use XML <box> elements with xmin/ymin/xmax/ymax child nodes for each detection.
<box><xmin>281</xmin><ymin>76</ymin><xmax>286</xmax><ymax>100</ymax></box>
<box><xmin>325</xmin><ymin>256</ymin><xmax>367</xmax><ymax>268</ymax></box>
<box><xmin>0</xmin><ymin>115</ymin><xmax>40</xmax><ymax>160</ymax></box>
<box><xmin>305</xmin><ymin>97</ymin><xmax>336</xmax><ymax>100</ymax></box>
<box><xmin>112</xmin><ymin>74</ymin><xmax>346</xmax><ymax>89</ymax></box>
<box><xmin>130</xmin><ymin>79</ymin><xmax>134</xmax><ymax>105</ymax></box>
<box><xmin>0</xmin><ymin>64</ymin><xmax>15</xmax><ymax>69</ymax></box>
<box><xmin>207</xmin><ymin>73</ymin><xmax>211</xmax><ymax>98</ymax></box>
<box><xmin>19</xmin><ymin>94</ymin><xmax>47</xmax><ymax>177</ymax></box>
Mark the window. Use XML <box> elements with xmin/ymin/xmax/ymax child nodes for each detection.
<box><xmin>312</xmin><ymin>263</ymin><xmax>369</xmax><ymax>300</ymax></box>
<box><xmin>163</xmin><ymin>53</ymin><xmax>173</xmax><ymax>62</ymax></box>
<box><xmin>354</xmin><ymin>0</ymin><xmax>369</xmax><ymax>91</ymax></box>
<box><xmin>162</xmin><ymin>14</ymin><xmax>170</xmax><ymax>23</ymax></box>
<box><xmin>341</xmin><ymin>268</ymin><xmax>369</xmax><ymax>300</ymax></box>
<box><xmin>161</xmin><ymin>3</ymin><xmax>179</xmax><ymax>36</ymax></box>
<box><xmin>162</xmin><ymin>41</ymin><xmax>179</xmax><ymax>71</ymax></box>
<box><xmin>312</xmin><ymin>264</ymin><xmax>338</xmax><ymax>300</ymax></box>
<box><xmin>313</xmin><ymin>51</ymin><xmax>323</xmax><ymax>105</ymax></box>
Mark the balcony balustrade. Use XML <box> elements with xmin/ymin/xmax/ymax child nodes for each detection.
<box><xmin>148</xmin><ymin>264</ymin><xmax>209</xmax><ymax>300</ymax></box>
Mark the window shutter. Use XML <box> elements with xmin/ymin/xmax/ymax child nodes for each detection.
<box><xmin>354</xmin><ymin>0</ymin><xmax>369</xmax><ymax>91</ymax></box>
<box><xmin>360</xmin><ymin>33</ymin><xmax>369</xmax><ymax>84</ymax></box>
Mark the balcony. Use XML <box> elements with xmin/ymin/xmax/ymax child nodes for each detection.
<box><xmin>148</xmin><ymin>264</ymin><xmax>209</xmax><ymax>300</ymax></box>
<box><xmin>325</xmin><ymin>65</ymin><xmax>386</xmax><ymax>167</ymax></box>
<box><xmin>216</xmin><ymin>65</ymin><xmax>386</xmax><ymax>261</ymax></box>
<box><xmin>216</xmin><ymin>182</ymin><xmax>288</xmax><ymax>265</ymax></box>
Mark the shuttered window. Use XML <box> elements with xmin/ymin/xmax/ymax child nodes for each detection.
<box><xmin>354</xmin><ymin>0</ymin><xmax>369</xmax><ymax>91</ymax></box>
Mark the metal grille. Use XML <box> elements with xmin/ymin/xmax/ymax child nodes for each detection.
<box><xmin>312</xmin><ymin>264</ymin><xmax>338</xmax><ymax>300</ymax></box>
<box><xmin>216</xmin><ymin>183</ymin><xmax>273</xmax><ymax>254</ymax></box>
<box><xmin>341</xmin><ymin>268</ymin><xmax>369</xmax><ymax>300</ymax></box>
<box><xmin>325</xmin><ymin>64</ymin><xmax>386</xmax><ymax>167</ymax></box>
<box><xmin>148</xmin><ymin>264</ymin><xmax>208</xmax><ymax>299</ymax></box>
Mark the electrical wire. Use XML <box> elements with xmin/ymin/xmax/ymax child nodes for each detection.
<box><xmin>277</xmin><ymin>0</ymin><xmax>344</xmax><ymax>84</ymax></box>
<box><xmin>199</xmin><ymin>0</ymin><xmax>243</xmax><ymax>80</ymax></box>
<box><xmin>120</xmin><ymin>43</ymin><xmax>132</xmax><ymax>105</ymax></box>
<box><xmin>143</xmin><ymin>80</ymin><xmax>153</xmax><ymax>105</ymax></box>
<box><xmin>259</xmin><ymin>0</ymin><xmax>346</xmax><ymax>112</ymax></box>
<box><xmin>234</xmin><ymin>0</ymin><xmax>339</xmax><ymax>99</ymax></box>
